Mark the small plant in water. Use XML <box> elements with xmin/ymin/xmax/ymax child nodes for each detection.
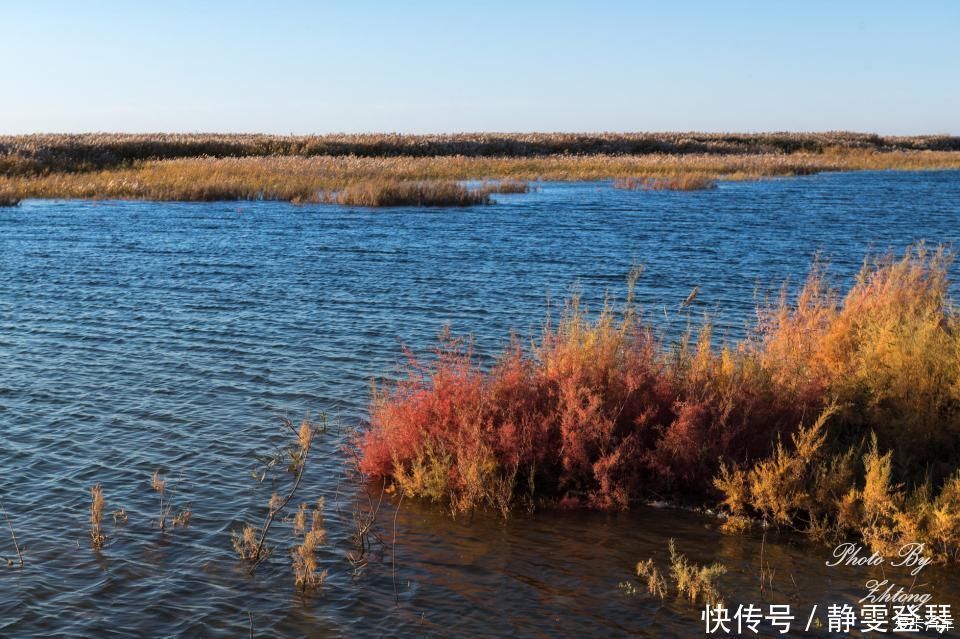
<box><xmin>0</xmin><ymin>498</ymin><xmax>24</xmax><ymax>567</ymax></box>
<box><xmin>232</xmin><ymin>524</ymin><xmax>261</xmax><ymax>562</ymax></box>
<box><xmin>90</xmin><ymin>484</ymin><xmax>106</xmax><ymax>550</ymax></box>
<box><xmin>631</xmin><ymin>540</ymin><xmax>726</xmax><ymax>606</ymax></box>
<box><xmin>151</xmin><ymin>470</ymin><xmax>170</xmax><ymax>530</ymax></box>
<box><xmin>291</xmin><ymin>498</ymin><xmax>327</xmax><ymax>590</ymax></box>
<box><xmin>635</xmin><ymin>558</ymin><xmax>668</xmax><ymax>600</ymax></box>
<box><xmin>233</xmin><ymin>415</ymin><xmax>327</xmax><ymax>571</ymax></box>
<box><xmin>172</xmin><ymin>507</ymin><xmax>192</xmax><ymax>528</ymax></box>
<box><xmin>668</xmin><ymin>539</ymin><xmax>726</xmax><ymax>606</ymax></box>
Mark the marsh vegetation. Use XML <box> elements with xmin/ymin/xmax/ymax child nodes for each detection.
<box><xmin>357</xmin><ymin>245</ymin><xmax>960</xmax><ymax>562</ymax></box>
<box><xmin>2</xmin><ymin>133</ymin><xmax>959</xmax><ymax>204</ymax></box>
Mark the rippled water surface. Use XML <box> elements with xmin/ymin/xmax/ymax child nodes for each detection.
<box><xmin>2</xmin><ymin>172</ymin><xmax>960</xmax><ymax>638</ymax></box>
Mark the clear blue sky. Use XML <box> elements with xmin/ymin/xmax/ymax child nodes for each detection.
<box><xmin>3</xmin><ymin>1</ymin><xmax>958</xmax><ymax>134</ymax></box>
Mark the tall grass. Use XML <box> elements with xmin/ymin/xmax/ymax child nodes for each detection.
<box><xmin>357</xmin><ymin>246</ymin><xmax>960</xmax><ymax>560</ymax></box>
<box><xmin>480</xmin><ymin>179</ymin><xmax>530</xmax><ymax>194</ymax></box>
<box><xmin>3</xmin><ymin>132</ymin><xmax>958</xmax><ymax>176</ymax></box>
<box><xmin>334</xmin><ymin>180</ymin><xmax>491</xmax><ymax>207</ymax></box>
<box><xmin>1</xmin><ymin>147</ymin><xmax>959</xmax><ymax>202</ymax></box>
<box><xmin>613</xmin><ymin>175</ymin><xmax>717</xmax><ymax>191</ymax></box>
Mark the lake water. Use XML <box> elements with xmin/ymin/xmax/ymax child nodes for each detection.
<box><xmin>2</xmin><ymin>171</ymin><xmax>959</xmax><ymax>637</ymax></box>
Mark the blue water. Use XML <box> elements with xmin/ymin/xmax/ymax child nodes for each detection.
<box><xmin>1</xmin><ymin>171</ymin><xmax>959</xmax><ymax>637</ymax></box>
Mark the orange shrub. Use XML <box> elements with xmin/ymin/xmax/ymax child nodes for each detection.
<box><xmin>359</xmin><ymin>282</ymin><xmax>807</xmax><ymax>511</ymax></box>
<box><xmin>358</xmin><ymin>244</ymin><xmax>960</xmax><ymax>532</ymax></box>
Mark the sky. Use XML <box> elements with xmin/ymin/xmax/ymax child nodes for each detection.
<box><xmin>2</xmin><ymin>1</ymin><xmax>958</xmax><ymax>135</ymax></box>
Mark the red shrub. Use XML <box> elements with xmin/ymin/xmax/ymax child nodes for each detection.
<box><xmin>357</xmin><ymin>245</ymin><xmax>960</xmax><ymax>518</ymax></box>
<box><xmin>357</xmin><ymin>290</ymin><xmax>806</xmax><ymax>512</ymax></box>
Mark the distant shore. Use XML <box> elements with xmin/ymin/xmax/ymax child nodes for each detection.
<box><xmin>3</xmin><ymin>132</ymin><xmax>960</xmax><ymax>205</ymax></box>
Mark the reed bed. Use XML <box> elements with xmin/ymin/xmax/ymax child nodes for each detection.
<box><xmin>333</xmin><ymin>180</ymin><xmax>490</xmax><ymax>207</ymax></box>
<box><xmin>2</xmin><ymin>150</ymin><xmax>959</xmax><ymax>203</ymax></box>
<box><xmin>356</xmin><ymin>245</ymin><xmax>960</xmax><ymax>562</ymax></box>
<box><xmin>480</xmin><ymin>179</ymin><xmax>531</xmax><ymax>194</ymax></box>
<box><xmin>3</xmin><ymin>132</ymin><xmax>959</xmax><ymax>176</ymax></box>
<box><xmin>613</xmin><ymin>175</ymin><xmax>717</xmax><ymax>191</ymax></box>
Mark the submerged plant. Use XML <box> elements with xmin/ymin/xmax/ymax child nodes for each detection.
<box><xmin>631</xmin><ymin>541</ymin><xmax>726</xmax><ymax>605</ymax></box>
<box><xmin>90</xmin><ymin>484</ymin><xmax>105</xmax><ymax>550</ymax></box>
<box><xmin>172</xmin><ymin>507</ymin><xmax>192</xmax><ymax>528</ymax></box>
<box><xmin>668</xmin><ymin>540</ymin><xmax>726</xmax><ymax>606</ymax></box>
<box><xmin>291</xmin><ymin>498</ymin><xmax>327</xmax><ymax>590</ymax></box>
<box><xmin>233</xmin><ymin>415</ymin><xmax>327</xmax><ymax>571</ymax></box>
<box><xmin>635</xmin><ymin>558</ymin><xmax>668</xmax><ymax>600</ymax></box>
<box><xmin>151</xmin><ymin>470</ymin><xmax>169</xmax><ymax>530</ymax></box>
<box><xmin>0</xmin><ymin>499</ymin><xmax>24</xmax><ymax>567</ymax></box>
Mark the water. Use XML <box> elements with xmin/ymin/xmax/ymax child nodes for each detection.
<box><xmin>1</xmin><ymin>171</ymin><xmax>959</xmax><ymax>637</ymax></box>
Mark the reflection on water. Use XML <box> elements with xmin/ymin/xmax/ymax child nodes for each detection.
<box><xmin>1</xmin><ymin>172</ymin><xmax>959</xmax><ymax>637</ymax></box>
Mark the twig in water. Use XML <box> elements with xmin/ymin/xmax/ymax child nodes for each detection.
<box><xmin>758</xmin><ymin>523</ymin><xmax>768</xmax><ymax>596</ymax></box>
<box><xmin>348</xmin><ymin>480</ymin><xmax>385</xmax><ymax>572</ymax></box>
<box><xmin>152</xmin><ymin>470</ymin><xmax>168</xmax><ymax>530</ymax></box>
<box><xmin>234</xmin><ymin>415</ymin><xmax>327</xmax><ymax>572</ymax></box>
<box><xmin>393</xmin><ymin>491</ymin><xmax>404</xmax><ymax>604</ymax></box>
<box><xmin>0</xmin><ymin>498</ymin><xmax>24</xmax><ymax>567</ymax></box>
<box><xmin>250</xmin><ymin>422</ymin><xmax>312</xmax><ymax>569</ymax></box>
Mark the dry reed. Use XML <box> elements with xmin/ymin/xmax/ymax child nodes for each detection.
<box><xmin>151</xmin><ymin>470</ymin><xmax>169</xmax><ymax>530</ymax></box>
<box><xmin>291</xmin><ymin>498</ymin><xmax>327</xmax><ymax>590</ymax></box>
<box><xmin>334</xmin><ymin>180</ymin><xmax>491</xmax><ymax>207</ymax></box>
<box><xmin>90</xmin><ymin>484</ymin><xmax>105</xmax><ymax>550</ymax></box>
<box><xmin>3</xmin><ymin>132</ymin><xmax>958</xmax><ymax>176</ymax></box>
<box><xmin>613</xmin><ymin>175</ymin><xmax>717</xmax><ymax>191</ymax></box>
<box><xmin>481</xmin><ymin>179</ymin><xmax>530</xmax><ymax>194</ymax></box>
<box><xmin>1</xmin><ymin>143</ymin><xmax>958</xmax><ymax>203</ymax></box>
<box><xmin>233</xmin><ymin>416</ymin><xmax>326</xmax><ymax>571</ymax></box>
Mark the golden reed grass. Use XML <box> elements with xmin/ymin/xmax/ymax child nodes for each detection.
<box><xmin>2</xmin><ymin>151</ymin><xmax>958</xmax><ymax>203</ymax></box>
<box><xmin>2</xmin><ymin>132</ymin><xmax>958</xmax><ymax>174</ymax></box>
<box><xmin>614</xmin><ymin>175</ymin><xmax>717</xmax><ymax>191</ymax></box>
<box><xmin>1</xmin><ymin>133</ymin><xmax>959</xmax><ymax>203</ymax></box>
<box><xmin>291</xmin><ymin>498</ymin><xmax>327</xmax><ymax>590</ymax></box>
<box><xmin>357</xmin><ymin>245</ymin><xmax>960</xmax><ymax>562</ymax></box>
<box><xmin>333</xmin><ymin>180</ymin><xmax>490</xmax><ymax>207</ymax></box>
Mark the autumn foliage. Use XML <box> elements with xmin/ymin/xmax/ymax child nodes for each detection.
<box><xmin>357</xmin><ymin>245</ymin><xmax>960</xmax><ymax>559</ymax></box>
<box><xmin>358</xmin><ymin>267</ymin><xmax>813</xmax><ymax>512</ymax></box>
